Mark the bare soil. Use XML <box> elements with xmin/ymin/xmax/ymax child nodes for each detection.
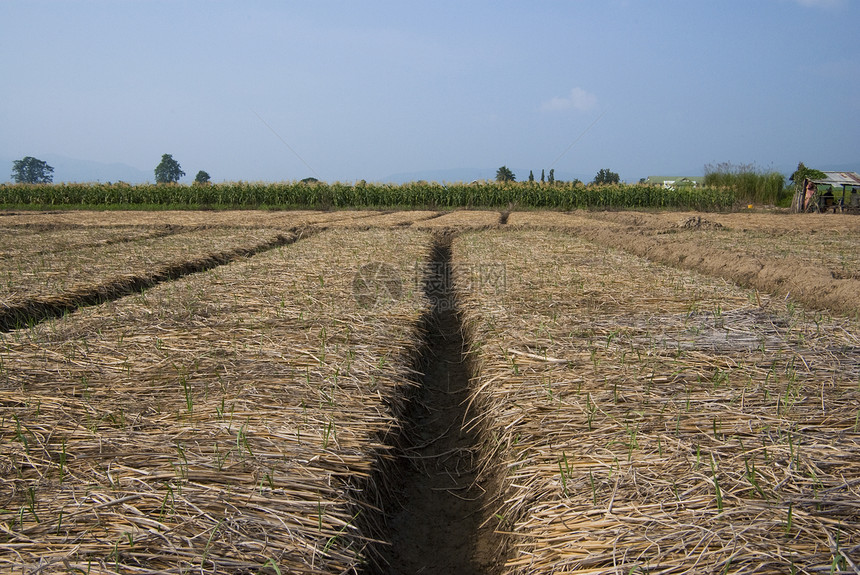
<box><xmin>379</xmin><ymin>233</ymin><xmax>503</xmax><ymax>574</ymax></box>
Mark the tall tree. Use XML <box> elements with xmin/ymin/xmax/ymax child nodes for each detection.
<box><xmin>540</xmin><ymin>169</ymin><xmax>545</xmax><ymax>183</ymax></box>
<box><xmin>548</xmin><ymin>169</ymin><xmax>555</xmax><ymax>184</ymax></box>
<box><xmin>593</xmin><ymin>168</ymin><xmax>620</xmax><ymax>185</ymax></box>
<box><xmin>528</xmin><ymin>170</ymin><xmax>534</xmax><ymax>182</ymax></box>
<box><xmin>496</xmin><ymin>165</ymin><xmax>516</xmax><ymax>182</ymax></box>
<box><xmin>194</xmin><ymin>170</ymin><xmax>211</xmax><ymax>184</ymax></box>
<box><xmin>154</xmin><ymin>154</ymin><xmax>185</xmax><ymax>184</ymax></box>
<box><xmin>11</xmin><ymin>156</ymin><xmax>54</xmax><ymax>183</ymax></box>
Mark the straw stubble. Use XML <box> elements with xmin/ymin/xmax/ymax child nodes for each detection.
<box><xmin>0</xmin><ymin>227</ymin><xmax>433</xmax><ymax>574</ymax></box>
<box><xmin>454</xmin><ymin>229</ymin><xmax>860</xmax><ymax>574</ymax></box>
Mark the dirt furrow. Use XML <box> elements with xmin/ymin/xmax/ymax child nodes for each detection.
<box><xmin>377</xmin><ymin>232</ymin><xmax>502</xmax><ymax>574</ymax></box>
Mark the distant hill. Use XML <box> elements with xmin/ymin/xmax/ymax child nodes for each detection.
<box><xmin>1</xmin><ymin>155</ymin><xmax>151</xmax><ymax>184</ymax></box>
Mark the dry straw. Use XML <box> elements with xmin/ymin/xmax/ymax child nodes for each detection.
<box><xmin>0</xmin><ymin>228</ymin><xmax>310</xmax><ymax>333</ymax></box>
<box><xmin>0</xmin><ymin>227</ymin><xmax>432</xmax><ymax>573</ymax></box>
<box><xmin>2</xmin><ymin>209</ymin><xmax>858</xmax><ymax>573</ymax></box>
<box><xmin>455</xmin><ymin>229</ymin><xmax>860</xmax><ymax>574</ymax></box>
<box><xmin>508</xmin><ymin>210</ymin><xmax>860</xmax><ymax>317</ymax></box>
<box><xmin>324</xmin><ymin>210</ymin><xmax>440</xmax><ymax>228</ymax></box>
<box><xmin>0</xmin><ymin>210</ymin><xmax>386</xmax><ymax>229</ymax></box>
<box><xmin>0</xmin><ymin>228</ymin><xmax>288</xmax><ymax>302</ymax></box>
<box><xmin>0</xmin><ymin>224</ymin><xmax>181</xmax><ymax>261</ymax></box>
<box><xmin>412</xmin><ymin>210</ymin><xmax>502</xmax><ymax>229</ymax></box>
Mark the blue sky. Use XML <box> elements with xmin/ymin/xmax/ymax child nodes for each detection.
<box><xmin>1</xmin><ymin>0</ymin><xmax>857</xmax><ymax>183</ymax></box>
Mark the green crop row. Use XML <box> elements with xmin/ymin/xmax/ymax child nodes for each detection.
<box><xmin>0</xmin><ymin>181</ymin><xmax>737</xmax><ymax>211</ymax></box>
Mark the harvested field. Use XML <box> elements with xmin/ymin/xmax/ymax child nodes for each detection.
<box><xmin>0</xmin><ymin>210</ymin><xmax>374</xmax><ymax>228</ymax></box>
<box><xmin>0</xmin><ymin>228</ymin><xmax>284</xmax><ymax>298</ymax></box>
<box><xmin>569</xmin><ymin>212</ymin><xmax>860</xmax><ymax>277</ymax></box>
<box><xmin>412</xmin><ymin>209</ymin><xmax>501</xmax><ymax>229</ymax></box>
<box><xmin>0</xmin><ymin>210</ymin><xmax>382</xmax><ymax>228</ymax></box>
<box><xmin>510</xmin><ymin>210</ymin><xmax>860</xmax><ymax>235</ymax></box>
<box><xmin>454</xmin><ymin>229</ymin><xmax>860</xmax><ymax>574</ymax></box>
<box><xmin>584</xmin><ymin>210</ymin><xmax>860</xmax><ymax>234</ymax></box>
<box><xmin>0</xmin><ymin>225</ymin><xmax>184</xmax><ymax>260</ymax></box>
<box><xmin>0</xmin><ymin>228</ymin><xmax>299</xmax><ymax>331</ymax></box>
<box><xmin>0</xmin><ymin>228</ymin><xmax>433</xmax><ymax>573</ymax></box>
<box><xmin>509</xmin><ymin>210</ymin><xmax>860</xmax><ymax>317</ymax></box>
<box><xmin>0</xmin><ymin>209</ymin><xmax>858</xmax><ymax>574</ymax></box>
<box><xmin>324</xmin><ymin>210</ymin><xmax>440</xmax><ymax>228</ymax></box>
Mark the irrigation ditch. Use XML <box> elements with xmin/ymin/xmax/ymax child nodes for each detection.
<box><xmin>0</xmin><ymin>227</ymin><xmax>313</xmax><ymax>332</ymax></box>
<box><xmin>361</xmin><ymin>231</ymin><xmax>505</xmax><ymax>574</ymax></box>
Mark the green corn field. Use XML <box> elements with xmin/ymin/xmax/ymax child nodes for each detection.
<box><xmin>0</xmin><ymin>181</ymin><xmax>737</xmax><ymax>211</ymax></box>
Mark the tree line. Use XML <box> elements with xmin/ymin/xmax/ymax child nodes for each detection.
<box><xmin>9</xmin><ymin>154</ymin><xmax>210</xmax><ymax>184</ymax></box>
<box><xmin>495</xmin><ymin>165</ymin><xmax>619</xmax><ymax>185</ymax></box>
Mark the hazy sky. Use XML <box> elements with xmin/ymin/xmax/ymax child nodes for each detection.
<box><xmin>2</xmin><ymin>0</ymin><xmax>858</xmax><ymax>183</ymax></box>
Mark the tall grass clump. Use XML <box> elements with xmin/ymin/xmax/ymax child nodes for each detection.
<box><xmin>704</xmin><ymin>162</ymin><xmax>787</xmax><ymax>205</ymax></box>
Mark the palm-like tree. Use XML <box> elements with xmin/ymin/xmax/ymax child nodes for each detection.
<box><xmin>496</xmin><ymin>165</ymin><xmax>516</xmax><ymax>182</ymax></box>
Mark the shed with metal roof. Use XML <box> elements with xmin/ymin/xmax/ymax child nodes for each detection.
<box><xmin>791</xmin><ymin>171</ymin><xmax>860</xmax><ymax>213</ymax></box>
